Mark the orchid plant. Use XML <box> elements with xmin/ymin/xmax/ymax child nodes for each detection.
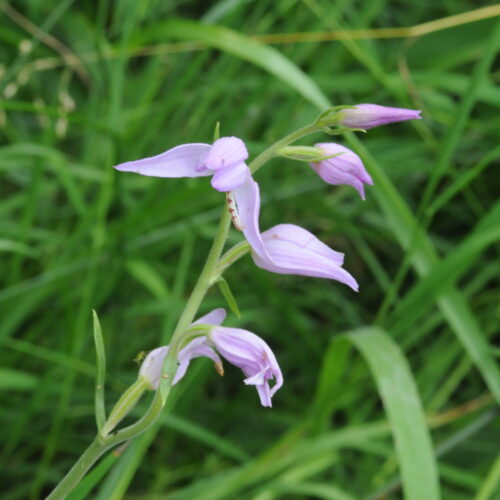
<box><xmin>47</xmin><ymin>104</ymin><xmax>420</xmax><ymax>499</ymax></box>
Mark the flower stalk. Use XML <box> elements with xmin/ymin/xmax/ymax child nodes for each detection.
<box><xmin>48</xmin><ymin>102</ymin><xmax>422</xmax><ymax>497</ymax></box>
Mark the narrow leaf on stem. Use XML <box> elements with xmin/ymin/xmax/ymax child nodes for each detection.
<box><xmin>92</xmin><ymin>310</ymin><xmax>107</xmax><ymax>433</ymax></box>
<box><xmin>216</xmin><ymin>277</ymin><xmax>241</xmax><ymax>318</ymax></box>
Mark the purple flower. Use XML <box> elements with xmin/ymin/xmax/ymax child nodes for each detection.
<box><xmin>338</xmin><ymin>104</ymin><xmax>421</xmax><ymax>129</ymax></box>
<box><xmin>251</xmin><ymin>224</ymin><xmax>358</xmax><ymax>291</ymax></box>
<box><xmin>114</xmin><ymin>137</ymin><xmax>270</xmax><ymax>260</ymax></box>
<box><xmin>114</xmin><ymin>137</ymin><xmax>249</xmax><ymax>190</ymax></box>
<box><xmin>139</xmin><ymin>308</ymin><xmax>283</xmax><ymax>407</ymax></box>
<box><xmin>139</xmin><ymin>308</ymin><xmax>226</xmax><ymax>389</ymax></box>
<box><xmin>208</xmin><ymin>326</ymin><xmax>283</xmax><ymax>407</ymax></box>
<box><xmin>310</xmin><ymin>143</ymin><xmax>373</xmax><ymax>199</ymax></box>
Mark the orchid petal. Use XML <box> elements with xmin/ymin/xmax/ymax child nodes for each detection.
<box><xmin>263</xmin><ymin>223</ymin><xmax>344</xmax><ymax>265</ymax></box>
<box><xmin>175</xmin><ymin>337</ymin><xmax>222</xmax><ymax>384</ymax></box>
<box><xmin>139</xmin><ymin>346</ymin><xmax>169</xmax><ymax>389</ymax></box>
<box><xmin>194</xmin><ymin>308</ymin><xmax>227</xmax><ymax>326</ymax></box>
<box><xmin>233</xmin><ymin>177</ymin><xmax>271</xmax><ymax>261</ymax></box>
<box><xmin>203</xmin><ymin>137</ymin><xmax>248</xmax><ymax>171</ymax></box>
<box><xmin>254</xmin><ymin>384</ymin><xmax>272</xmax><ymax>407</ymax></box>
<box><xmin>252</xmin><ymin>224</ymin><xmax>359</xmax><ymax>291</ymax></box>
<box><xmin>210</xmin><ymin>162</ymin><xmax>250</xmax><ymax>192</ymax></box>
<box><xmin>114</xmin><ymin>143</ymin><xmax>212</xmax><ymax>178</ymax></box>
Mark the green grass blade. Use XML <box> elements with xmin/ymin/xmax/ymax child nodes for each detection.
<box><xmin>348</xmin><ymin>135</ymin><xmax>500</xmax><ymax>403</ymax></box>
<box><xmin>153</xmin><ymin>19</ymin><xmax>330</xmax><ymax>110</ymax></box>
<box><xmin>0</xmin><ymin>368</ymin><xmax>37</xmax><ymax>391</ymax></box>
<box><xmin>390</xmin><ymin>201</ymin><xmax>500</xmax><ymax>334</ymax></box>
<box><xmin>474</xmin><ymin>453</ymin><xmax>500</xmax><ymax>500</ymax></box>
<box><xmin>341</xmin><ymin>327</ymin><xmax>440</xmax><ymax>500</ymax></box>
<box><xmin>420</xmin><ymin>19</ymin><xmax>500</xmax><ymax>211</ymax></box>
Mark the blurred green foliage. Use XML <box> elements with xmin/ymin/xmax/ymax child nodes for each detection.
<box><xmin>1</xmin><ymin>1</ymin><xmax>499</xmax><ymax>499</ymax></box>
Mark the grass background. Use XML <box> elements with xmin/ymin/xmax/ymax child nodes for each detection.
<box><xmin>1</xmin><ymin>1</ymin><xmax>499</xmax><ymax>499</ymax></box>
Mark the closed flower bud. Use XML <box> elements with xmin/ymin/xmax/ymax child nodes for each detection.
<box><xmin>310</xmin><ymin>143</ymin><xmax>373</xmax><ymax>199</ymax></box>
<box><xmin>337</xmin><ymin>104</ymin><xmax>421</xmax><ymax>130</ymax></box>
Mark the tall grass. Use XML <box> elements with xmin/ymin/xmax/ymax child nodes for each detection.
<box><xmin>1</xmin><ymin>1</ymin><xmax>499</xmax><ymax>499</ymax></box>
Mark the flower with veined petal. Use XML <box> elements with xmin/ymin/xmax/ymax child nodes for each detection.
<box><xmin>252</xmin><ymin>223</ymin><xmax>359</xmax><ymax>291</ymax></box>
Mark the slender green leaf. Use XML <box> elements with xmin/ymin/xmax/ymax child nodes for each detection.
<box><xmin>216</xmin><ymin>277</ymin><xmax>241</xmax><ymax>318</ymax></box>
<box><xmin>150</xmin><ymin>19</ymin><xmax>330</xmax><ymax>110</ymax></box>
<box><xmin>350</xmin><ymin>134</ymin><xmax>500</xmax><ymax>403</ymax></box>
<box><xmin>474</xmin><ymin>453</ymin><xmax>500</xmax><ymax>500</ymax></box>
<box><xmin>0</xmin><ymin>368</ymin><xmax>37</xmax><ymax>391</ymax></box>
<box><xmin>126</xmin><ymin>259</ymin><xmax>169</xmax><ymax>300</ymax></box>
<box><xmin>391</xmin><ymin>201</ymin><xmax>500</xmax><ymax>333</ymax></box>
<box><xmin>341</xmin><ymin>327</ymin><xmax>440</xmax><ymax>500</ymax></box>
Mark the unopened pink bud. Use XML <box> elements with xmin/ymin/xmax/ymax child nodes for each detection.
<box><xmin>338</xmin><ymin>104</ymin><xmax>421</xmax><ymax>129</ymax></box>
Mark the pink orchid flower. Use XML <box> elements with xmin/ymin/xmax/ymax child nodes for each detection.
<box><xmin>139</xmin><ymin>308</ymin><xmax>283</xmax><ymax>407</ymax></box>
<box><xmin>114</xmin><ymin>136</ymin><xmax>270</xmax><ymax>260</ymax></box>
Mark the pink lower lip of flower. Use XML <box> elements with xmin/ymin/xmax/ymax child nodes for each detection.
<box><xmin>338</xmin><ymin>104</ymin><xmax>421</xmax><ymax>129</ymax></box>
<box><xmin>251</xmin><ymin>224</ymin><xmax>359</xmax><ymax>292</ymax></box>
<box><xmin>310</xmin><ymin>143</ymin><xmax>373</xmax><ymax>200</ymax></box>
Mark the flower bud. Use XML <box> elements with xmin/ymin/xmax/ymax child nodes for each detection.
<box><xmin>310</xmin><ymin>143</ymin><xmax>373</xmax><ymax>199</ymax></box>
<box><xmin>337</xmin><ymin>104</ymin><xmax>421</xmax><ymax>130</ymax></box>
<box><xmin>278</xmin><ymin>145</ymin><xmax>329</xmax><ymax>162</ymax></box>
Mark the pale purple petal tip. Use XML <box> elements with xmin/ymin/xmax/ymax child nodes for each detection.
<box><xmin>139</xmin><ymin>346</ymin><xmax>169</xmax><ymax>389</ymax></box>
<box><xmin>253</xmin><ymin>224</ymin><xmax>359</xmax><ymax>291</ymax></box>
<box><xmin>194</xmin><ymin>308</ymin><xmax>227</xmax><ymax>326</ymax></box>
<box><xmin>233</xmin><ymin>177</ymin><xmax>272</xmax><ymax>262</ymax></box>
<box><xmin>311</xmin><ymin>143</ymin><xmax>372</xmax><ymax>200</ymax></box>
<box><xmin>339</xmin><ymin>104</ymin><xmax>421</xmax><ymax>130</ymax></box>
<box><xmin>203</xmin><ymin>136</ymin><xmax>248</xmax><ymax>171</ymax></box>
<box><xmin>114</xmin><ymin>143</ymin><xmax>212</xmax><ymax>178</ymax></box>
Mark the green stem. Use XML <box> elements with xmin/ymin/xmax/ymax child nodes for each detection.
<box><xmin>101</xmin><ymin>378</ymin><xmax>149</xmax><ymax>436</ymax></box>
<box><xmin>214</xmin><ymin>241</ymin><xmax>251</xmax><ymax>280</ymax></box>
<box><xmin>46</xmin><ymin>437</ymin><xmax>107</xmax><ymax>500</ymax></box>
<box><xmin>105</xmin><ymin>207</ymin><xmax>233</xmax><ymax>445</ymax></box>
<box><xmin>250</xmin><ymin>123</ymin><xmax>320</xmax><ymax>174</ymax></box>
<box><xmin>169</xmin><ymin>207</ymin><xmax>232</xmax><ymax>344</ymax></box>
